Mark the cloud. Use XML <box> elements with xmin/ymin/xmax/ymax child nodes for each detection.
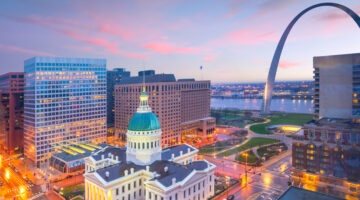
<box><xmin>143</xmin><ymin>42</ymin><xmax>201</xmax><ymax>54</ymax></box>
<box><xmin>213</xmin><ymin>28</ymin><xmax>278</xmax><ymax>46</ymax></box>
<box><xmin>0</xmin><ymin>43</ymin><xmax>55</xmax><ymax>56</ymax></box>
<box><xmin>5</xmin><ymin>15</ymin><xmax>146</xmax><ymax>60</ymax></box>
<box><xmin>204</xmin><ymin>54</ymin><xmax>217</xmax><ymax>62</ymax></box>
<box><xmin>278</xmin><ymin>60</ymin><xmax>301</xmax><ymax>69</ymax></box>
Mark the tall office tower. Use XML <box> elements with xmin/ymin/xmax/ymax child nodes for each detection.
<box><xmin>0</xmin><ymin>72</ymin><xmax>24</xmax><ymax>154</ymax></box>
<box><xmin>24</xmin><ymin>57</ymin><xmax>107</xmax><ymax>167</ymax></box>
<box><xmin>115</xmin><ymin>70</ymin><xmax>214</xmax><ymax>147</ymax></box>
<box><xmin>292</xmin><ymin>53</ymin><xmax>360</xmax><ymax>199</ymax></box>
<box><xmin>313</xmin><ymin>53</ymin><xmax>360</xmax><ymax>120</ymax></box>
<box><xmin>106</xmin><ymin>68</ymin><xmax>130</xmax><ymax>129</ymax></box>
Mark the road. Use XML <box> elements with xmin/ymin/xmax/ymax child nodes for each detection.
<box><xmin>214</xmin><ymin>154</ymin><xmax>292</xmax><ymax>200</ymax></box>
<box><xmin>0</xmin><ymin>164</ymin><xmax>33</xmax><ymax>199</ymax></box>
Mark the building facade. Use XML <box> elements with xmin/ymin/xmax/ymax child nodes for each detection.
<box><xmin>85</xmin><ymin>89</ymin><xmax>215</xmax><ymax>200</ymax></box>
<box><xmin>24</xmin><ymin>57</ymin><xmax>107</xmax><ymax>167</ymax></box>
<box><xmin>107</xmin><ymin>68</ymin><xmax>130</xmax><ymax>128</ymax></box>
<box><xmin>313</xmin><ymin>53</ymin><xmax>360</xmax><ymax>120</ymax></box>
<box><xmin>0</xmin><ymin>72</ymin><xmax>24</xmax><ymax>154</ymax></box>
<box><xmin>292</xmin><ymin>53</ymin><xmax>360</xmax><ymax>198</ymax></box>
<box><xmin>114</xmin><ymin>71</ymin><xmax>214</xmax><ymax>147</ymax></box>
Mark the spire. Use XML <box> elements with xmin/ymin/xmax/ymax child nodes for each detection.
<box><xmin>138</xmin><ymin>72</ymin><xmax>151</xmax><ymax>113</ymax></box>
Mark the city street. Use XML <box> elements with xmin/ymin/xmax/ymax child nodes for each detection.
<box><xmin>0</xmin><ymin>164</ymin><xmax>32</xmax><ymax>199</ymax></box>
<box><xmin>214</xmin><ymin>153</ymin><xmax>292</xmax><ymax>200</ymax></box>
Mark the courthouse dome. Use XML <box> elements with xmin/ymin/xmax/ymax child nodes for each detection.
<box><xmin>128</xmin><ymin>112</ymin><xmax>160</xmax><ymax>131</ymax></box>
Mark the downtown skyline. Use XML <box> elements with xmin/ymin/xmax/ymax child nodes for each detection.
<box><xmin>1</xmin><ymin>0</ymin><xmax>360</xmax><ymax>83</ymax></box>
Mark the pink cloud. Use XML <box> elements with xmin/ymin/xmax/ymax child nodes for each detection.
<box><xmin>6</xmin><ymin>15</ymin><xmax>147</xmax><ymax>60</ymax></box>
<box><xmin>213</xmin><ymin>28</ymin><xmax>278</xmax><ymax>46</ymax></box>
<box><xmin>143</xmin><ymin>42</ymin><xmax>201</xmax><ymax>54</ymax></box>
<box><xmin>61</xmin><ymin>30</ymin><xmax>147</xmax><ymax>59</ymax></box>
<box><xmin>96</xmin><ymin>24</ymin><xmax>132</xmax><ymax>39</ymax></box>
<box><xmin>204</xmin><ymin>54</ymin><xmax>217</xmax><ymax>62</ymax></box>
<box><xmin>278</xmin><ymin>60</ymin><xmax>301</xmax><ymax>69</ymax></box>
<box><xmin>0</xmin><ymin>43</ymin><xmax>55</xmax><ymax>56</ymax></box>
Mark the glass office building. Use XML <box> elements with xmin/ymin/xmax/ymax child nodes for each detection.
<box><xmin>24</xmin><ymin>57</ymin><xmax>107</xmax><ymax>167</ymax></box>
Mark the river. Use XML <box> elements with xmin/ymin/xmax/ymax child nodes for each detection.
<box><xmin>211</xmin><ymin>98</ymin><xmax>314</xmax><ymax>114</ymax></box>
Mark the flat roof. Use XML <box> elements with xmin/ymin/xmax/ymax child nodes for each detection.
<box><xmin>52</xmin><ymin>143</ymin><xmax>108</xmax><ymax>162</ymax></box>
<box><xmin>278</xmin><ymin>186</ymin><xmax>343</xmax><ymax>200</ymax></box>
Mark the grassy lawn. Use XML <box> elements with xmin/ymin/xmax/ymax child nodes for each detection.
<box><xmin>60</xmin><ymin>184</ymin><xmax>84</xmax><ymax>199</ymax></box>
<box><xmin>217</xmin><ymin>137</ymin><xmax>279</xmax><ymax>157</ymax></box>
<box><xmin>211</xmin><ymin>109</ymin><xmax>264</xmax><ymax>128</ymax></box>
<box><xmin>250</xmin><ymin>113</ymin><xmax>313</xmax><ymax>134</ymax></box>
<box><xmin>235</xmin><ymin>150</ymin><xmax>258</xmax><ymax>164</ymax></box>
<box><xmin>199</xmin><ymin>138</ymin><xmax>245</xmax><ymax>154</ymax></box>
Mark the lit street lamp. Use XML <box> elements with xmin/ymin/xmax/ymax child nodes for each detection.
<box><xmin>242</xmin><ymin>153</ymin><xmax>248</xmax><ymax>187</ymax></box>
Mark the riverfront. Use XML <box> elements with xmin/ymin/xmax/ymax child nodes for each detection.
<box><xmin>211</xmin><ymin>98</ymin><xmax>314</xmax><ymax>114</ymax></box>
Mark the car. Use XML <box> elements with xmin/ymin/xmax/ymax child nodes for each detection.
<box><xmin>226</xmin><ymin>194</ymin><xmax>235</xmax><ymax>200</ymax></box>
<box><xmin>28</xmin><ymin>180</ymin><xmax>34</xmax><ymax>186</ymax></box>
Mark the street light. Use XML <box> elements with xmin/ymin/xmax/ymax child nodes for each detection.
<box><xmin>242</xmin><ymin>152</ymin><xmax>248</xmax><ymax>187</ymax></box>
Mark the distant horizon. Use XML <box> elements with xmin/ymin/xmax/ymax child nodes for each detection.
<box><xmin>1</xmin><ymin>1</ymin><xmax>359</xmax><ymax>82</ymax></box>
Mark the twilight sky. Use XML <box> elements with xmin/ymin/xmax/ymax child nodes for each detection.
<box><xmin>0</xmin><ymin>0</ymin><xmax>359</xmax><ymax>83</ymax></box>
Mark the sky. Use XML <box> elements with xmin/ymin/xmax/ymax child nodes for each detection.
<box><xmin>0</xmin><ymin>0</ymin><xmax>359</xmax><ymax>83</ymax></box>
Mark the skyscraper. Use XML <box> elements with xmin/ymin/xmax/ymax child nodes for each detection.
<box><xmin>114</xmin><ymin>71</ymin><xmax>214</xmax><ymax>147</ymax></box>
<box><xmin>292</xmin><ymin>53</ymin><xmax>360</xmax><ymax>198</ymax></box>
<box><xmin>0</xmin><ymin>72</ymin><xmax>24</xmax><ymax>154</ymax></box>
<box><xmin>24</xmin><ymin>57</ymin><xmax>107</xmax><ymax>167</ymax></box>
<box><xmin>106</xmin><ymin>68</ymin><xmax>130</xmax><ymax>129</ymax></box>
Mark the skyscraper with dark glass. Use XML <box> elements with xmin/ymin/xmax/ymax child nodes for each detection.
<box><xmin>106</xmin><ymin>68</ymin><xmax>130</xmax><ymax>128</ymax></box>
<box><xmin>24</xmin><ymin>57</ymin><xmax>107</xmax><ymax>167</ymax></box>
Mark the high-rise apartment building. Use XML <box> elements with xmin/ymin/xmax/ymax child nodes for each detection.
<box><xmin>292</xmin><ymin>53</ymin><xmax>360</xmax><ymax>199</ymax></box>
<box><xmin>313</xmin><ymin>53</ymin><xmax>360</xmax><ymax>120</ymax></box>
<box><xmin>24</xmin><ymin>57</ymin><xmax>107</xmax><ymax>167</ymax></box>
<box><xmin>106</xmin><ymin>68</ymin><xmax>130</xmax><ymax>128</ymax></box>
<box><xmin>0</xmin><ymin>72</ymin><xmax>24</xmax><ymax>154</ymax></box>
<box><xmin>114</xmin><ymin>71</ymin><xmax>214</xmax><ymax>147</ymax></box>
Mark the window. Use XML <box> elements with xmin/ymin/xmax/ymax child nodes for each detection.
<box><xmin>116</xmin><ymin>188</ymin><xmax>119</xmax><ymax>195</ymax></box>
<box><xmin>184</xmin><ymin>191</ymin><xmax>186</xmax><ymax>198</ymax></box>
<box><xmin>188</xmin><ymin>188</ymin><xmax>190</xmax><ymax>195</ymax></box>
<box><xmin>193</xmin><ymin>185</ymin><xmax>195</xmax><ymax>192</ymax></box>
<box><xmin>134</xmin><ymin>192</ymin><xmax>136</xmax><ymax>199</ymax></box>
<box><xmin>210</xmin><ymin>175</ymin><xmax>212</xmax><ymax>181</ymax></box>
<box><xmin>139</xmin><ymin>189</ymin><xmax>141</xmax><ymax>196</ymax></box>
<box><xmin>134</xmin><ymin>181</ymin><xmax>136</xmax><ymax>188</ymax></box>
<box><xmin>175</xmin><ymin>193</ymin><xmax>178</xmax><ymax>200</ymax></box>
<box><xmin>128</xmin><ymin>183</ymin><xmax>130</xmax><ymax>190</ymax></box>
<box><xmin>122</xmin><ymin>186</ymin><xmax>125</xmax><ymax>192</ymax></box>
<box><xmin>139</xmin><ymin>179</ymin><xmax>142</xmax><ymax>185</ymax></box>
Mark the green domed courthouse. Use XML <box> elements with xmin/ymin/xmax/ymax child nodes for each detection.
<box><xmin>126</xmin><ymin>89</ymin><xmax>163</xmax><ymax>165</ymax></box>
<box><xmin>84</xmin><ymin>89</ymin><xmax>216</xmax><ymax>200</ymax></box>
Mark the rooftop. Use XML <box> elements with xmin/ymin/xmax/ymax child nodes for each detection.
<box><xmin>52</xmin><ymin>143</ymin><xmax>108</xmax><ymax>162</ymax></box>
<box><xmin>278</xmin><ymin>186</ymin><xmax>343</xmax><ymax>200</ymax></box>
<box><xmin>95</xmin><ymin>159</ymin><xmax>211</xmax><ymax>187</ymax></box>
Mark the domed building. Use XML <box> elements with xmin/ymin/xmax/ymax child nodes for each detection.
<box><xmin>84</xmin><ymin>88</ymin><xmax>215</xmax><ymax>200</ymax></box>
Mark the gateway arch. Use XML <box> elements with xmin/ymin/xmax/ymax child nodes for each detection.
<box><xmin>262</xmin><ymin>2</ymin><xmax>360</xmax><ymax>114</ymax></box>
